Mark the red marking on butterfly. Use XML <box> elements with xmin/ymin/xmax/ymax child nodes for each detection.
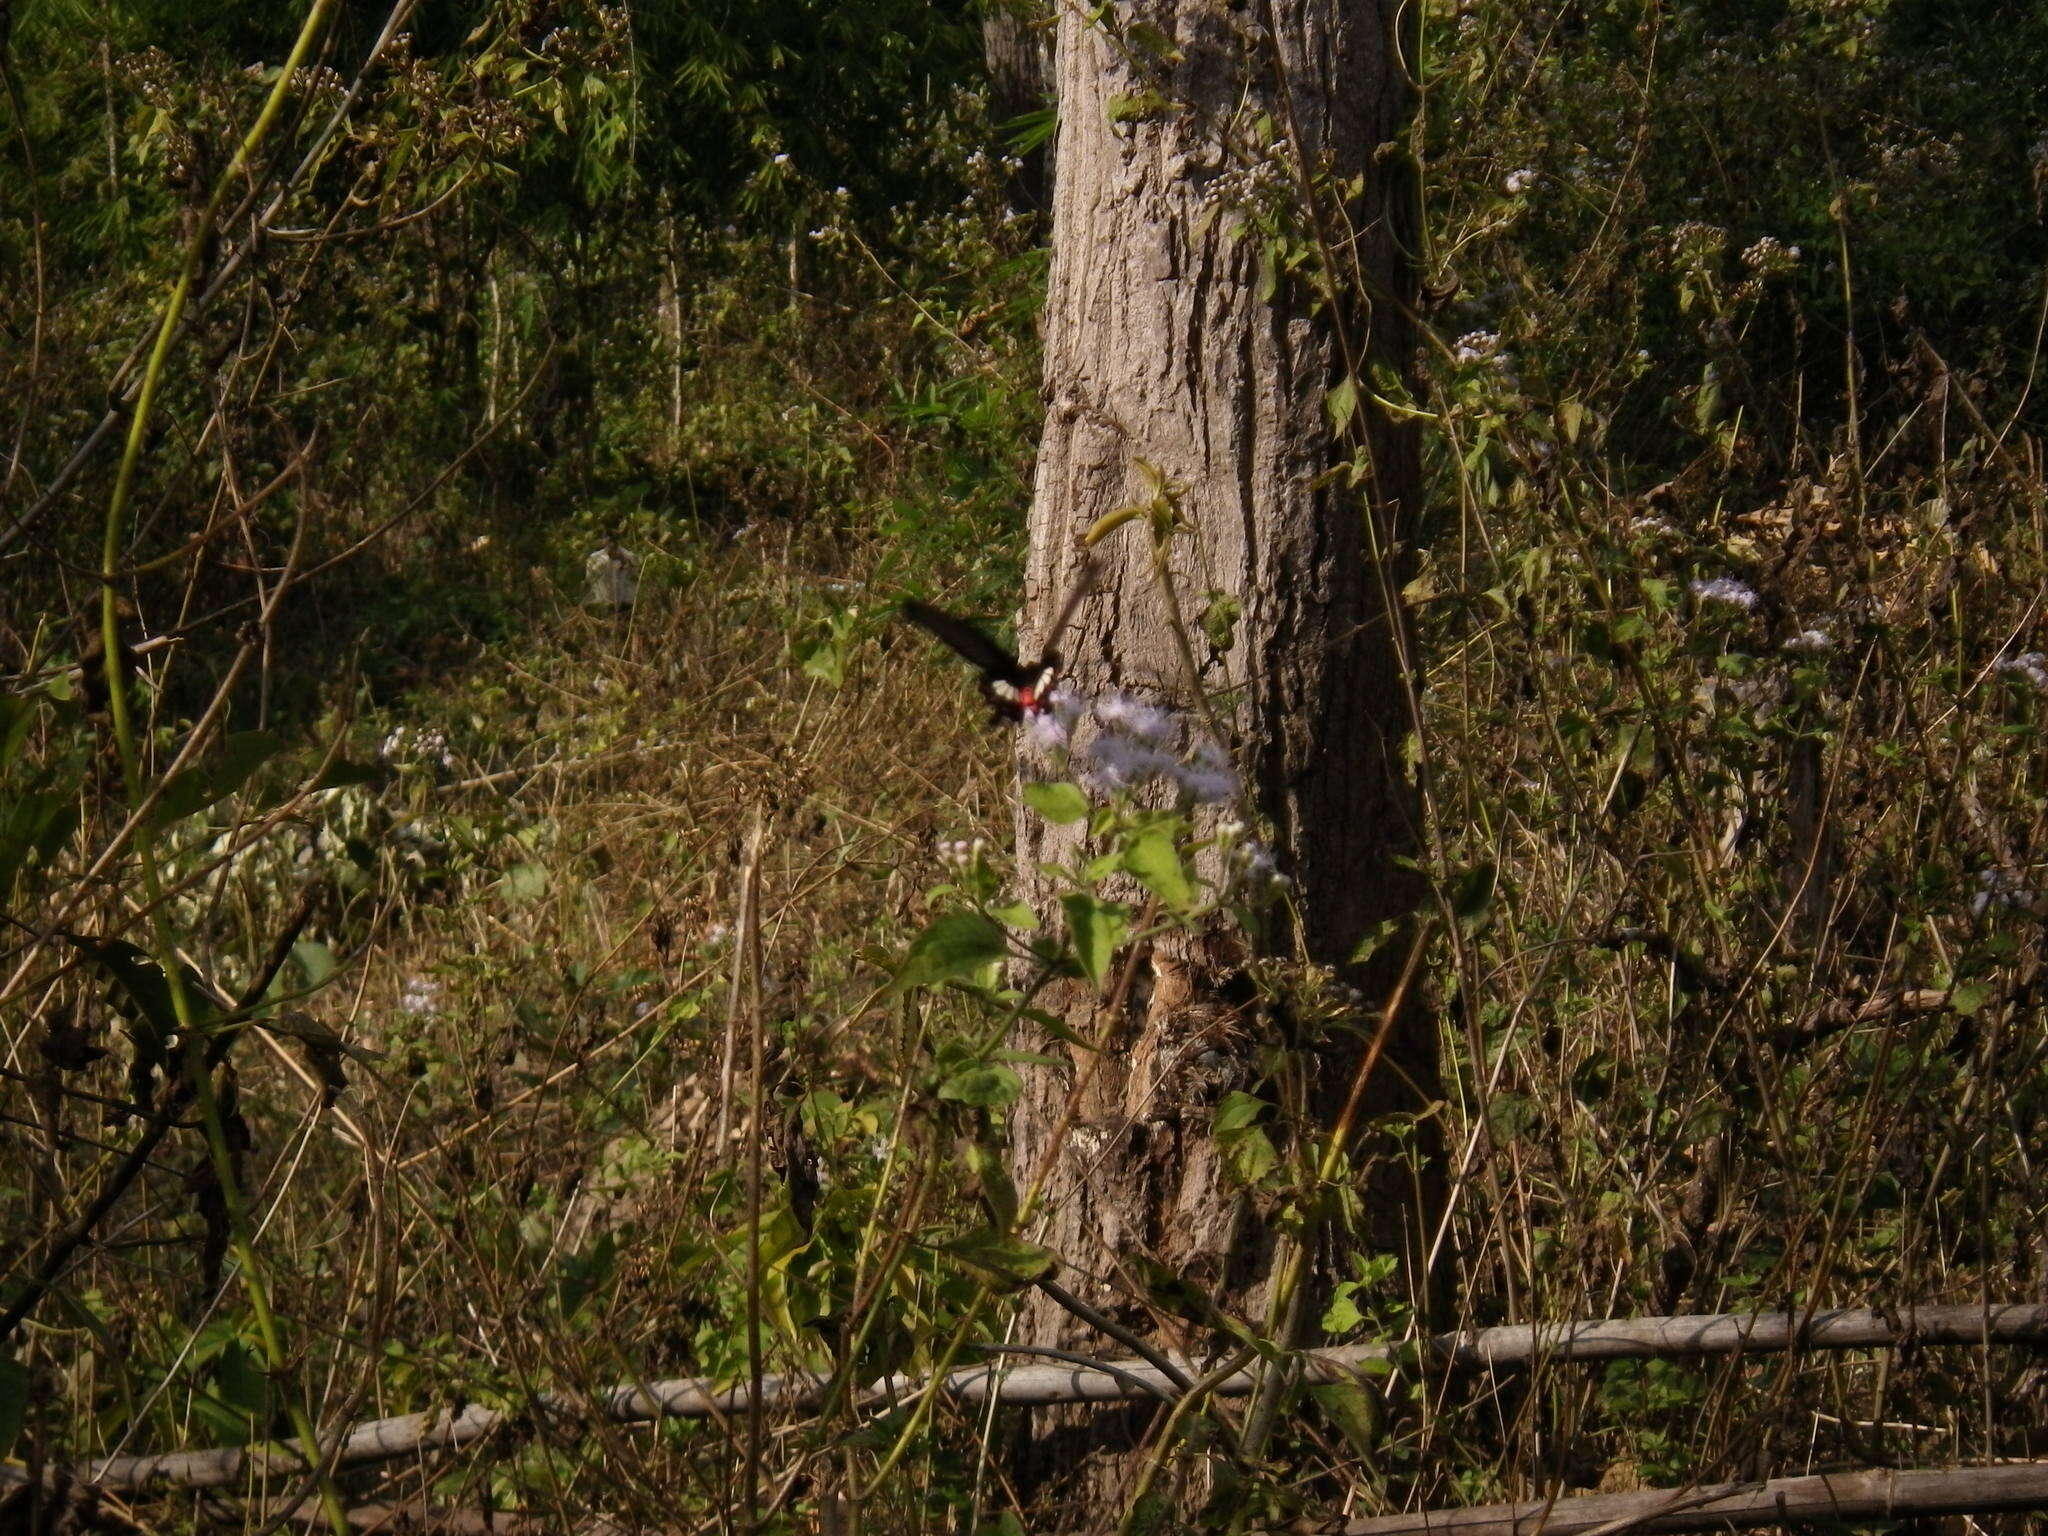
<box><xmin>899</xmin><ymin>601</ymin><xmax>1061</xmax><ymax>722</ymax></box>
<box><xmin>900</xmin><ymin>561</ymin><xmax>1095</xmax><ymax>724</ymax></box>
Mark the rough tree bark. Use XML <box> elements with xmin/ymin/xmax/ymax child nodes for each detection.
<box><xmin>1007</xmin><ymin>0</ymin><xmax>1433</xmax><ymax>1520</ymax></box>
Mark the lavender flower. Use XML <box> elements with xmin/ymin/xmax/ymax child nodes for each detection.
<box><xmin>1689</xmin><ymin>576</ymin><xmax>1759</xmax><ymax>611</ymax></box>
<box><xmin>1088</xmin><ymin>732</ymin><xmax>1180</xmax><ymax>790</ymax></box>
<box><xmin>1452</xmin><ymin>330</ymin><xmax>1501</xmax><ymax>365</ymax></box>
<box><xmin>1231</xmin><ymin>839</ymin><xmax>1290</xmax><ymax>899</ymax></box>
<box><xmin>1095</xmin><ymin>690</ymin><xmax>1176</xmax><ymax>744</ymax></box>
<box><xmin>1994</xmin><ymin>652</ymin><xmax>2048</xmax><ymax>692</ymax></box>
<box><xmin>937</xmin><ymin>836</ymin><xmax>987</xmax><ymax>869</ymax></box>
<box><xmin>1027</xmin><ymin>710</ymin><xmax>1071</xmax><ymax>750</ymax></box>
<box><xmin>379</xmin><ymin>724</ymin><xmax>454</xmax><ymax>769</ymax></box>
<box><xmin>1973</xmin><ymin>866</ymin><xmax>2039</xmax><ymax>917</ymax></box>
<box><xmin>1027</xmin><ymin>684</ymin><xmax>1086</xmax><ymax>749</ymax></box>
<box><xmin>1174</xmin><ymin>740</ymin><xmax>1239</xmax><ymax>804</ymax></box>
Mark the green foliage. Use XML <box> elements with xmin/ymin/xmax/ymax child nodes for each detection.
<box><xmin>1212</xmin><ymin>1090</ymin><xmax>1281</xmax><ymax>1187</ymax></box>
<box><xmin>1400</xmin><ymin>0</ymin><xmax>2048</xmax><ymax>1501</ymax></box>
<box><xmin>0</xmin><ymin>1357</ymin><xmax>26</xmax><ymax>1461</ymax></box>
<box><xmin>898</xmin><ymin>911</ymin><xmax>1010</xmax><ymax>990</ymax></box>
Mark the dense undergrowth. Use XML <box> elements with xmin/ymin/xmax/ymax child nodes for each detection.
<box><xmin>4</xmin><ymin>0</ymin><xmax>2048</xmax><ymax>1530</ymax></box>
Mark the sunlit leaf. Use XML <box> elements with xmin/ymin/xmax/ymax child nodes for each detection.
<box><xmin>1124</xmin><ymin>828</ymin><xmax>1193</xmax><ymax>910</ymax></box>
<box><xmin>938</xmin><ymin>1229</ymin><xmax>1055</xmax><ymax>1290</ymax></box>
<box><xmin>937</xmin><ymin>1062</ymin><xmax>1021</xmax><ymax>1107</ymax></box>
<box><xmin>1023</xmin><ymin>781</ymin><xmax>1088</xmax><ymax>825</ymax></box>
<box><xmin>897</xmin><ymin>912</ymin><xmax>1009</xmax><ymax>989</ymax></box>
<box><xmin>1060</xmin><ymin>893</ymin><xmax>1129</xmax><ymax>985</ymax></box>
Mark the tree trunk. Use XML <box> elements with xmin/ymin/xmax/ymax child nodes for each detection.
<box><xmin>1008</xmin><ymin>0</ymin><xmax>1433</xmax><ymax>1522</ymax></box>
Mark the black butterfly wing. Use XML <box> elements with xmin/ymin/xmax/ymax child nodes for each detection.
<box><xmin>900</xmin><ymin>600</ymin><xmax>1034</xmax><ymax>687</ymax></box>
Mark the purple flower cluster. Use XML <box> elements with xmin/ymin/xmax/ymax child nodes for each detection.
<box><xmin>1689</xmin><ymin>576</ymin><xmax>1759</xmax><ymax>611</ymax></box>
<box><xmin>1037</xmin><ymin>689</ymin><xmax>1242</xmax><ymax>806</ymax></box>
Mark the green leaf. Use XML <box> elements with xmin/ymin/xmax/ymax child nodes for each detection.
<box><xmin>0</xmin><ymin>695</ymin><xmax>34</xmax><ymax>772</ymax></box>
<box><xmin>155</xmin><ymin>730</ymin><xmax>281</xmax><ymax>824</ymax></box>
<box><xmin>502</xmin><ymin>861</ymin><xmax>550</xmax><ymax>904</ymax></box>
<box><xmin>937</xmin><ymin>1062</ymin><xmax>1022</xmax><ymax>1107</ymax></box>
<box><xmin>1124</xmin><ymin>828</ymin><xmax>1194</xmax><ymax>910</ymax></box>
<box><xmin>1349</xmin><ymin>917</ymin><xmax>1402</xmax><ymax>966</ymax></box>
<box><xmin>1019</xmin><ymin>1006</ymin><xmax>1097</xmax><ymax>1051</ymax></box>
<box><xmin>1321</xmin><ymin>1285</ymin><xmax>1366</xmax><ymax>1335</ymax></box>
<box><xmin>1200</xmin><ymin>591</ymin><xmax>1242</xmax><ymax>653</ymax></box>
<box><xmin>938</xmin><ymin>1230</ymin><xmax>1056</xmax><ymax>1290</ymax></box>
<box><xmin>1213</xmin><ymin>1091</ymin><xmax>1279</xmax><ymax>1185</ymax></box>
<box><xmin>1105</xmin><ymin>89</ymin><xmax>1170</xmax><ymax>124</ymax></box>
<box><xmin>0</xmin><ymin>1356</ymin><xmax>27</xmax><ymax>1460</ymax></box>
<box><xmin>1124</xmin><ymin>20</ymin><xmax>1183</xmax><ymax>61</ymax></box>
<box><xmin>1485</xmin><ymin>1091</ymin><xmax>1537</xmax><ymax>1141</ymax></box>
<box><xmin>1212</xmin><ymin>1090</ymin><xmax>1267</xmax><ymax>1133</ymax></box>
<box><xmin>1060</xmin><ymin>894</ymin><xmax>1130</xmax><ymax>985</ymax></box>
<box><xmin>1126</xmin><ymin>1491</ymin><xmax>1173</xmax><ymax>1534</ymax></box>
<box><xmin>556</xmin><ymin>1230</ymin><xmax>618</xmax><ymax>1319</ymax></box>
<box><xmin>290</xmin><ymin>940</ymin><xmax>337</xmax><ymax>990</ymax></box>
<box><xmin>897</xmin><ymin>912</ymin><xmax>1009</xmax><ymax>989</ymax></box>
<box><xmin>0</xmin><ymin>786</ymin><xmax>79</xmax><ymax>896</ymax></box>
<box><xmin>211</xmin><ymin>1340</ymin><xmax>274</xmax><ymax>1440</ymax></box>
<box><xmin>68</xmin><ymin>934</ymin><xmax>205</xmax><ymax>1041</ymax></box>
<box><xmin>799</xmin><ymin>638</ymin><xmax>846</xmax><ymax>686</ymax></box>
<box><xmin>964</xmin><ymin>1139</ymin><xmax>1018</xmax><ymax>1231</ymax></box>
<box><xmin>1023</xmin><ymin>781</ymin><xmax>1089</xmax><ymax>825</ymax></box>
<box><xmin>1081</xmin><ymin>851</ymin><xmax>1124</xmax><ymax>883</ymax></box>
<box><xmin>1083</xmin><ymin>504</ymin><xmax>1145</xmax><ymax>546</ymax></box>
<box><xmin>1309</xmin><ymin>1379</ymin><xmax>1382</xmax><ymax>1459</ymax></box>
<box><xmin>1611</xmin><ymin>612</ymin><xmax>1652</xmax><ymax>645</ymax></box>
<box><xmin>1448</xmin><ymin>861</ymin><xmax>1497</xmax><ymax>934</ymax></box>
<box><xmin>1003</xmin><ymin>106</ymin><xmax>1057</xmax><ymax>156</ymax></box>
<box><xmin>1692</xmin><ymin>365</ymin><xmax>1723</xmax><ymax>430</ymax></box>
<box><xmin>1948</xmin><ymin>979</ymin><xmax>1992</xmax><ymax>1017</ymax></box>
<box><xmin>987</xmin><ymin>900</ymin><xmax>1039</xmax><ymax>931</ymax></box>
<box><xmin>1325</xmin><ymin>374</ymin><xmax>1359</xmax><ymax>432</ymax></box>
<box><xmin>1555</xmin><ymin>397</ymin><xmax>1586</xmax><ymax>444</ymax></box>
<box><xmin>1225</xmin><ymin>1127</ymin><xmax>1279</xmax><ymax>1184</ymax></box>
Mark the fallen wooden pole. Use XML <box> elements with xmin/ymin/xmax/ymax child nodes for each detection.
<box><xmin>10</xmin><ymin>1302</ymin><xmax>2045</xmax><ymax>1492</ymax></box>
<box><xmin>211</xmin><ymin>1461</ymin><xmax>2048</xmax><ymax>1535</ymax></box>
<box><xmin>1328</xmin><ymin>1463</ymin><xmax>2048</xmax><ymax>1535</ymax></box>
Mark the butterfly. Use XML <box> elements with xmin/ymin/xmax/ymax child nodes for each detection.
<box><xmin>900</xmin><ymin>567</ymin><xmax>1092</xmax><ymax>724</ymax></box>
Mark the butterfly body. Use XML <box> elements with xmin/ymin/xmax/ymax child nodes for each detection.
<box><xmin>900</xmin><ymin>600</ymin><xmax>1061</xmax><ymax>722</ymax></box>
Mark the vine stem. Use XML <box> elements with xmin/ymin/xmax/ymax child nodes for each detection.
<box><xmin>96</xmin><ymin>5</ymin><xmax>346</xmax><ymax>1534</ymax></box>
